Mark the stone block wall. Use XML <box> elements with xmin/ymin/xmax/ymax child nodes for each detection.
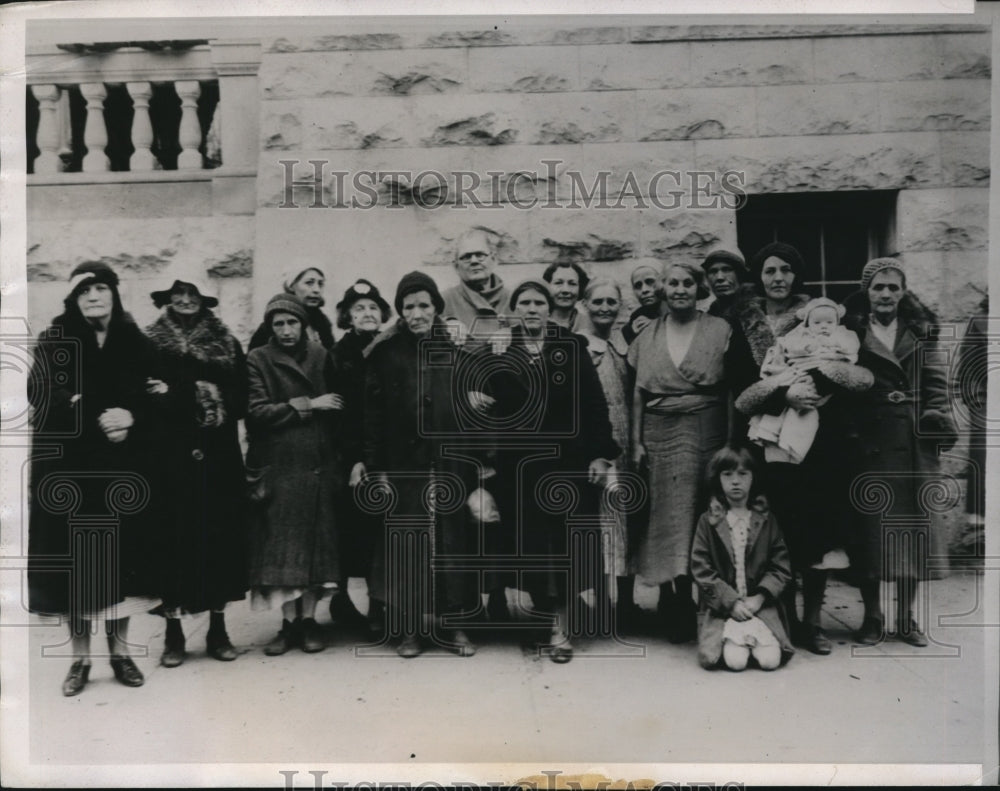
<box><xmin>25</xmin><ymin>20</ymin><xmax>990</xmax><ymax>342</ymax></box>
<box><xmin>251</xmin><ymin>20</ymin><xmax>990</xmax><ymax>327</ymax></box>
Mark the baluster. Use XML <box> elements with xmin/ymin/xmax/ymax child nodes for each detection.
<box><xmin>126</xmin><ymin>81</ymin><xmax>156</xmax><ymax>171</ymax></box>
<box><xmin>56</xmin><ymin>87</ymin><xmax>72</xmax><ymax>161</ymax></box>
<box><xmin>175</xmin><ymin>80</ymin><xmax>202</xmax><ymax>170</ymax></box>
<box><xmin>79</xmin><ymin>82</ymin><xmax>109</xmax><ymax>173</ymax></box>
<box><xmin>31</xmin><ymin>84</ymin><xmax>61</xmax><ymax>174</ymax></box>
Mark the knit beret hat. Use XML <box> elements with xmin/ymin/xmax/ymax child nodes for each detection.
<box><xmin>264</xmin><ymin>292</ymin><xmax>308</xmax><ymax>325</ymax></box>
<box><xmin>394</xmin><ymin>271</ymin><xmax>444</xmax><ymax>316</ymax></box>
<box><xmin>860</xmin><ymin>257</ymin><xmax>906</xmax><ymax>292</ymax></box>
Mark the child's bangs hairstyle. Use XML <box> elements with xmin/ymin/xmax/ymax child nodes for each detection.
<box><xmin>706</xmin><ymin>444</ymin><xmax>760</xmax><ymax>505</ymax></box>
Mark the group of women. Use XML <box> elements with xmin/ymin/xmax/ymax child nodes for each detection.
<box><xmin>27</xmin><ymin>237</ymin><xmax>957</xmax><ymax>695</ymax></box>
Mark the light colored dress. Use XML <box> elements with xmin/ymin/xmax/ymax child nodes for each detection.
<box><xmin>721</xmin><ymin>510</ymin><xmax>779</xmax><ymax>648</ymax></box>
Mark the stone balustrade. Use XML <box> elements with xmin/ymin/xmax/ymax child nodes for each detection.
<box><xmin>26</xmin><ymin>40</ymin><xmax>261</xmax><ymax>183</ymax></box>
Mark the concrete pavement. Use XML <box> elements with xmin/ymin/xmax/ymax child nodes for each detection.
<box><xmin>24</xmin><ymin>572</ymin><xmax>990</xmax><ymax>772</ymax></box>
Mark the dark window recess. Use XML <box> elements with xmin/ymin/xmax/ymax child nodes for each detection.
<box><xmin>149</xmin><ymin>81</ymin><xmax>182</xmax><ymax>170</ymax></box>
<box><xmin>736</xmin><ymin>191</ymin><xmax>898</xmax><ymax>304</ymax></box>
<box><xmin>26</xmin><ymin>90</ymin><xmax>40</xmax><ymax>174</ymax></box>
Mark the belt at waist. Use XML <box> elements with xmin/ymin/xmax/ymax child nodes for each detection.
<box><xmin>870</xmin><ymin>390</ymin><xmax>915</xmax><ymax>404</ymax></box>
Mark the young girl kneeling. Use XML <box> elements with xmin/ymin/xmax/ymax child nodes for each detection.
<box><xmin>691</xmin><ymin>445</ymin><xmax>795</xmax><ymax>671</ymax></box>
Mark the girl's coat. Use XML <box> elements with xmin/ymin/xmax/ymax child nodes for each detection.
<box><xmin>690</xmin><ymin>504</ymin><xmax>795</xmax><ymax>668</ymax></box>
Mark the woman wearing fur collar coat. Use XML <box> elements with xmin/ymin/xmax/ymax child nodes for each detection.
<box><xmin>842</xmin><ymin>259</ymin><xmax>957</xmax><ymax>647</ymax></box>
<box><xmin>146</xmin><ymin>279</ymin><xmax>249</xmax><ymax>667</ymax></box>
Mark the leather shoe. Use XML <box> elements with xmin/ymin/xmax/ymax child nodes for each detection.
<box><xmin>547</xmin><ymin>632</ymin><xmax>574</xmax><ymax>664</ymax></box>
<box><xmin>110</xmin><ymin>655</ymin><xmax>144</xmax><ymax>687</ymax></box>
<box><xmin>160</xmin><ymin>618</ymin><xmax>186</xmax><ymax>667</ymax></box>
<box><xmin>854</xmin><ymin>616</ymin><xmax>885</xmax><ymax>645</ymax></box>
<box><xmin>300</xmin><ymin>617</ymin><xmax>327</xmax><ymax>653</ymax></box>
<box><xmin>206</xmin><ymin>629</ymin><xmax>238</xmax><ymax>661</ymax></box>
<box><xmin>62</xmin><ymin>660</ymin><xmax>91</xmax><ymax>696</ymax></box>
<box><xmin>802</xmin><ymin>625</ymin><xmax>832</xmax><ymax>655</ymax></box>
<box><xmin>897</xmin><ymin>618</ymin><xmax>928</xmax><ymax>647</ymax></box>
<box><xmin>448</xmin><ymin>629</ymin><xmax>476</xmax><ymax>657</ymax></box>
<box><xmin>264</xmin><ymin>619</ymin><xmax>300</xmax><ymax>656</ymax></box>
<box><xmin>397</xmin><ymin>635</ymin><xmax>423</xmax><ymax>658</ymax></box>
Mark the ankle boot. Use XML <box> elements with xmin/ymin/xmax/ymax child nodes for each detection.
<box><xmin>161</xmin><ymin>618</ymin><xmax>186</xmax><ymax>667</ymax></box>
<box><xmin>801</xmin><ymin>570</ymin><xmax>831</xmax><ymax>655</ymax></box>
<box><xmin>206</xmin><ymin>611</ymin><xmax>238</xmax><ymax>661</ymax></box>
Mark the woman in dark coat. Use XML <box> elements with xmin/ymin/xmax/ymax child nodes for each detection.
<box><xmin>842</xmin><ymin>258</ymin><xmax>957</xmax><ymax>646</ymax></box>
<box><xmin>145</xmin><ymin>278</ymin><xmax>248</xmax><ymax>666</ymax></box>
<box><xmin>363</xmin><ymin>271</ymin><xmax>480</xmax><ymax>658</ymax></box>
<box><xmin>246</xmin><ymin>293</ymin><xmax>344</xmax><ymax>655</ymax></box>
<box><xmin>248</xmin><ymin>265</ymin><xmax>335</xmax><ymax>351</ymax></box>
<box><xmin>28</xmin><ymin>262</ymin><xmax>161</xmax><ymax>696</ymax></box>
<box><xmin>327</xmin><ymin>278</ymin><xmax>392</xmax><ymax>634</ymax></box>
<box><xmin>733</xmin><ymin>243</ymin><xmax>872</xmax><ymax>655</ymax></box>
<box><xmin>481</xmin><ymin>280</ymin><xmax>619</xmax><ymax>662</ymax></box>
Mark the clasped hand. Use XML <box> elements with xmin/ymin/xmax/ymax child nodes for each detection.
<box><xmin>309</xmin><ymin>393</ymin><xmax>345</xmax><ymax>411</ymax></box>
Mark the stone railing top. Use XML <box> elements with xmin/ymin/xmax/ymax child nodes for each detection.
<box><xmin>26</xmin><ymin>39</ymin><xmax>262</xmax><ymax>84</ymax></box>
<box><xmin>263</xmin><ymin>22</ymin><xmax>989</xmax><ymax>52</ymax></box>
<box><xmin>26</xmin><ymin>44</ymin><xmax>216</xmax><ymax>85</ymax></box>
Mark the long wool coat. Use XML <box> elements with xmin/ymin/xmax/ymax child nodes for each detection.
<box><xmin>146</xmin><ymin>308</ymin><xmax>249</xmax><ymax>612</ymax></box>
<box><xmin>690</xmin><ymin>506</ymin><xmax>795</xmax><ymax>668</ymax></box>
<box><xmin>843</xmin><ymin>292</ymin><xmax>957</xmax><ymax>582</ymax></box>
<box><xmin>330</xmin><ymin>328</ymin><xmax>378</xmax><ymax>579</ymax></box>
<box><xmin>28</xmin><ymin>312</ymin><xmax>162</xmax><ymax>616</ymax></box>
<box><xmin>480</xmin><ymin>322</ymin><xmax>620</xmax><ymax>604</ymax></box>
<box><xmin>246</xmin><ymin>338</ymin><xmax>342</xmax><ymax>588</ymax></box>
<box><xmin>362</xmin><ymin>318</ymin><xmax>480</xmax><ymax>615</ymax></box>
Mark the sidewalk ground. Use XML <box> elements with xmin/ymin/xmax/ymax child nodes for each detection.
<box><xmin>25</xmin><ymin>571</ymin><xmax>989</xmax><ymax>769</ymax></box>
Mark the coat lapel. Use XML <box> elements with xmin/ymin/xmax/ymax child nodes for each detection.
<box><xmin>893</xmin><ymin>323</ymin><xmax>916</xmax><ymax>365</ymax></box>
<box><xmin>861</xmin><ymin>322</ymin><xmax>905</xmax><ymax>373</ymax></box>
<box><xmin>266</xmin><ymin>339</ymin><xmax>316</xmax><ymax>386</ymax></box>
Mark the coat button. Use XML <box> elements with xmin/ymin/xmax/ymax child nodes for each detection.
<box><xmin>191</xmin><ymin>449</ymin><xmax>204</xmax><ymax>461</ymax></box>
<box><xmin>314</xmin><ymin>468</ymin><xmax>320</xmax><ymax>475</ymax></box>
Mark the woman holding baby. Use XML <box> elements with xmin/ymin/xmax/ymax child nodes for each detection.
<box><xmin>733</xmin><ymin>243</ymin><xmax>873</xmax><ymax>655</ymax></box>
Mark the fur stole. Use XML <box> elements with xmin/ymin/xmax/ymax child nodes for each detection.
<box><xmin>146</xmin><ymin>309</ymin><xmax>238</xmax><ymax>370</ymax></box>
<box><xmin>731</xmin><ymin>292</ymin><xmax>812</xmax><ymax>366</ymax></box>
